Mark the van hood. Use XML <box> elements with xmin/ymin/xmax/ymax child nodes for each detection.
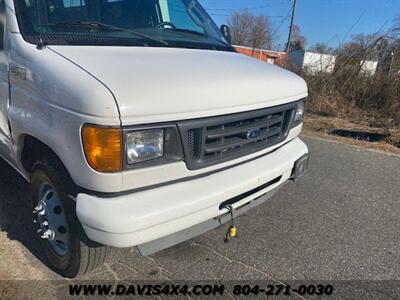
<box><xmin>50</xmin><ymin>46</ymin><xmax>307</xmax><ymax>125</ymax></box>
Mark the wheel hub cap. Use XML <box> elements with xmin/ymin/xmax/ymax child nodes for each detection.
<box><xmin>33</xmin><ymin>183</ymin><xmax>69</xmax><ymax>256</ymax></box>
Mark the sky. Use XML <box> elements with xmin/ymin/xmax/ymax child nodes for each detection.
<box><xmin>198</xmin><ymin>0</ymin><xmax>400</xmax><ymax>50</ymax></box>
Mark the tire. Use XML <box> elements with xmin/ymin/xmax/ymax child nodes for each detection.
<box><xmin>30</xmin><ymin>156</ymin><xmax>111</xmax><ymax>278</ymax></box>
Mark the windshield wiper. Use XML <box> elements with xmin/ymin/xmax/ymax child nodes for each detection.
<box><xmin>41</xmin><ymin>21</ymin><xmax>168</xmax><ymax>46</ymax></box>
<box><xmin>163</xmin><ymin>28</ymin><xmax>229</xmax><ymax>47</ymax></box>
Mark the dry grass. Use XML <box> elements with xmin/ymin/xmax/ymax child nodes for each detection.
<box><xmin>298</xmin><ymin>69</ymin><xmax>400</xmax><ymax>155</ymax></box>
<box><xmin>303</xmin><ymin>114</ymin><xmax>400</xmax><ymax>156</ymax></box>
<box><xmin>304</xmin><ymin>73</ymin><xmax>400</xmax><ymax>127</ymax></box>
<box><xmin>285</xmin><ymin>33</ymin><xmax>400</xmax><ymax>153</ymax></box>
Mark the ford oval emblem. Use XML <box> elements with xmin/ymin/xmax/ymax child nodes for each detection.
<box><xmin>247</xmin><ymin>129</ymin><xmax>262</xmax><ymax>140</ymax></box>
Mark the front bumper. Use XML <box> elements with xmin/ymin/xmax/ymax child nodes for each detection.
<box><xmin>76</xmin><ymin>137</ymin><xmax>309</xmax><ymax>249</ymax></box>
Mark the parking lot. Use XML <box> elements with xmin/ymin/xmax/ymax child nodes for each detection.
<box><xmin>1</xmin><ymin>137</ymin><xmax>400</xmax><ymax>289</ymax></box>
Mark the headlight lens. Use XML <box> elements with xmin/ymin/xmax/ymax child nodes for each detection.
<box><xmin>294</xmin><ymin>102</ymin><xmax>305</xmax><ymax>123</ymax></box>
<box><xmin>126</xmin><ymin>129</ymin><xmax>164</xmax><ymax>164</ymax></box>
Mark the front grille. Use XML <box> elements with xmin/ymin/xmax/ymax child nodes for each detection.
<box><xmin>178</xmin><ymin>102</ymin><xmax>299</xmax><ymax>170</ymax></box>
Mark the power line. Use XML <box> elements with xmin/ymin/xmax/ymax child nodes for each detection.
<box><xmin>271</xmin><ymin>8</ymin><xmax>292</xmax><ymax>38</ymax></box>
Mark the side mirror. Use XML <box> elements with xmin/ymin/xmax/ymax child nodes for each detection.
<box><xmin>220</xmin><ymin>25</ymin><xmax>232</xmax><ymax>44</ymax></box>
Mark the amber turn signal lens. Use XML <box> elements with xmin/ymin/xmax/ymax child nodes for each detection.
<box><xmin>82</xmin><ymin>125</ymin><xmax>122</xmax><ymax>173</ymax></box>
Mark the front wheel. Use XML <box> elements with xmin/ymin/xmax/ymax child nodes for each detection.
<box><xmin>31</xmin><ymin>158</ymin><xmax>110</xmax><ymax>278</ymax></box>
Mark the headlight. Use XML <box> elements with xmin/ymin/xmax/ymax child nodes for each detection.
<box><xmin>126</xmin><ymin>129</ymin><xmax>164</xmax><ymax>164</ymax></box>
<box><xmin>292</xmin><ymin>101</ymin><xmax>305</xmax><ymax>127</ymax></box>
<box><xmin>294</xmin><ymin>102</ymin><xmax>305</xmax><ymax>123</ymax></box>
<box><xmin>82</xmin><ymin>125</ymin><xmax>122</xmax><ymax>173</ymax></box>
<box><xmin>82</xmin><ymin>124</ymin><xmax>183</xmax><ymax>172</ymax></box>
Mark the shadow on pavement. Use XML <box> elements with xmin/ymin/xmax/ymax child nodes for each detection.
<box><xmin>0</xmin><ymin>158</ymin><xmax>52</xmax><ymax>272</ymax></box>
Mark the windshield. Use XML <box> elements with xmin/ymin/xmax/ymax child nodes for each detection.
<box><xmin>13</xmin><ymin>0</ymin><xmax>233</xmax><ymax>51</ymax></box>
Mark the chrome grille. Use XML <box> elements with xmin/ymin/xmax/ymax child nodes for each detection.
<box><xmin>178</xmin><ymin>102</ymin><xmax>298</xmax><ymax>170</ymax></box>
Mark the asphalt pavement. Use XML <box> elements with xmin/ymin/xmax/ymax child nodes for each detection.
<box><xmin>1</xmin><ymin>136</ymin><xmax>400</xmax><ymax>291</ymax></box>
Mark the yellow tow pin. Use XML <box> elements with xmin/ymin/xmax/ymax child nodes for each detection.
<box><xmin>224</xmin><ymin>205</ymin><xmax>238</xmax><ymax>242</ymax></box>
<box><xmin>229</xmin><ymin>226</ymin><xmax>238</xmax><ymax>238</ymax></box>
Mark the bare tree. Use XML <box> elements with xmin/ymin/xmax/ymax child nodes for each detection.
<box><xmin>386</xmin><ymin>16</ymin><xmax>400</xmax><ymax>75</ymax></box>
<box><xmin>309</xmin><ymin>43</ymin><xmax>333</xmax><ymax>54</ymax></box>
<box><xmin>339</xmin><ymin>34</ymin><xmax>382</xmax><ymax>60</ymax></box>
<box><xmin>292</xmin><ymin>16</ymin><xmax>400</xmax><ymax>130</ymax></box>
<box><xmin>228</xmin><ymin>10</ymin><xmax>274</xmax><ymax>49</ymax></box>
<box><xmin>288</xmin><ymin>24</ymin><xmax>306</xmax><ymax>51</ymax></box>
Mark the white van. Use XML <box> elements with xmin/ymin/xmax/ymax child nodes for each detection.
<box><xmin>0</xmin><ymin>0</ymin><xmax>309</xmax><ymax>277</ymax></box>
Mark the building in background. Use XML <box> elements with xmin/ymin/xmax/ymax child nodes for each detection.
<box><xmin>337</xmin><ymin>58</ymin><xmax>379</xmax><ymax>77</ymax></box>
<box><xmin>288</xmin><ymin>51</ymin><xmax>336</xmax><ymax>74</ymax></box>
<box><xmin>234</xmin><ymin>46</ymin><xmax>379</xmax><ymax>77</ymax></box>
<box><xmin>234</xmin><ymin>45</ymin><xmax>287</xmax><ymax>67</ymax></box>
<box><xmin>360</xmin><ymin>60</ymin><xmax>379</xmax><ymax>76</ymax></box>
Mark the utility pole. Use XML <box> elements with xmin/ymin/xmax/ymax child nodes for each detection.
<box><xmin>285</xmin><ymin>0</ymin><xmax>297</xmax><ymax>54</ymax></box>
